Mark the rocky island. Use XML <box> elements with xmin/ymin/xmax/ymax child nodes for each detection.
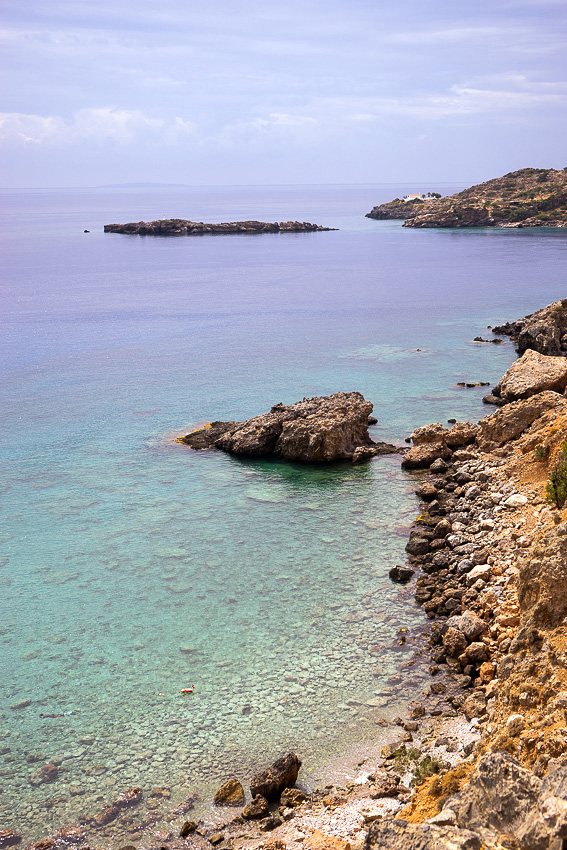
<box><xmin>366</xmin><ymin>167</ymin><xmax>567</xmax><ymax>228</ymax></box>
<box><xmin>104</xmin><ymin>219</ymin><xmax>336</xmax><ymax>235</ymax></box>
<box><xmin>179</xmin><ymin>391</ymin><xmax>399</xmax><ymax>463</ymax></box>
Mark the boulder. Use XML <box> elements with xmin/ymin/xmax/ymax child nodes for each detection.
<box><xmin>181</xmin><ymin>393</ymin><xmax>397</xmax><ymax>463</ymax></box>
<box><xmin>452</xmin><ymin>753</ymin><xmax>545</xmax><ymax>847</ymax></box>
<box><xmin>476</xmin><ymin>391</ymin><xmax>563</xmax><ymax>449</ymax></box>
<box><xmin>280</xmin><ymin>787</ymin><xmax>307</xmax><ymax>807</ymax></box>
<box><xmin>446</xmin><ymin>422</ymin><xmax>479</xmax><ymax>448</ymax></box>
<box><xmin>389</xmin><ymin>565</ymin><xmax>415</xmax><ymax>583</ymax></box>
<box><xmin>213</xmin><ymin>777</ymin><xmax>245</xmax><ymax>806</ymax></box>
<box><xmin>442</xmin><ymin>628</ymin><xmax>468</xmax><ymax>658</ymax></box>
<box><xmin>52</xmin><ymin>827</ymin><xmax>85</xmax><ymax>844</ymax></box>
<box><xmin>410</xmin><ymin>423</ymin><xmax>450</xmax><ymax>445</ymax></box>
<box><xmin>402</xmin><ymin>442</ymin><xmax>452</xmax><ymax>470</ymax></box>
<box><xmin>242</xmin><ymin>794</ymin><xmax>269</xmax><ymax>819</ymax></box>
<box><xmin>494</xmin><ymin>349</ymin><xmax>567</xmax><ymax>400</ymax></box>
<box><xmin>250</xmin><ymin>752</ymin><xmax>301</xmax><ymax>800</ymax></box>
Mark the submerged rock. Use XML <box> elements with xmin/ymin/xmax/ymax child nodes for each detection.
<box><xmin>180</xmin><ymin>393</ymin><xmax>399</xmax><ymax>462</ymax></box>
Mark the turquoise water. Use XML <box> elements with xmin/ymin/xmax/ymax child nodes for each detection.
<box><xmin>1</xmin><ymin>184</ymin><xmax>566</xmax><ymax>840</ymax></box>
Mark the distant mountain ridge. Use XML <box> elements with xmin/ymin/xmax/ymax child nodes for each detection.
<box><xmin>366</xmin><ymin>167</ymin><xmax>567</xmax><ymax>228</ymax></box>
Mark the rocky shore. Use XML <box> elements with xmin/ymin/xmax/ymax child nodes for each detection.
<box><xmin>103</xmin><ymin>220</ymin><xmax>336</xmax><ymax>236</ymax></box>
<box><xmin>366</xmin><ymin>167</ymin><xmax>567</xmax><ymax>228</ymax></box>
<box><xmin>8</xmin><ymin>310</ymin><xmax>567</xmax><ymax>850</ymax></box>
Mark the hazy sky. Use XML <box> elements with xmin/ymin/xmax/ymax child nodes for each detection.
<box><xmin>1</xmin><ymin>0</ymin><xmax>566</xmax><ymax>187</ymax></box>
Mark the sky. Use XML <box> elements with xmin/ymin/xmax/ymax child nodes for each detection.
<box><xmin>1</xmin><ymin>0</ymin><xmax>566</xmax><ymax>187</ymax></box>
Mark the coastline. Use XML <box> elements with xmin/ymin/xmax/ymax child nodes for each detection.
<box><xmin>8</xmin><ymin>324</ymin><xmax>567</xmax><ymax>848</ymax></box>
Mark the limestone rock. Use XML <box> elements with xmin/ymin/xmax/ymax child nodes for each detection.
<box><xmin>250</xmin><ymin>752</ymin><xmax>301</xmax><ymax>800</ymax></box>
<box><xmin>280</xmin><ymin>787</ymin><xmax>307</xmax><ymax>807</ymax></box>
<box><xmin>410</xmin><ymin>423</ymin><xmax>450</xmax><ymax>445</ymax></box>
<box><xmin>402</xmin><ymin>442</ymin><xmax>452</xmax><ymax>470</ymax></box>
<box><xmin>518</xmin><ymin>523</ymin><xmax>567</xmax><ymax>627</ymax></box>
<box><xmin>452</xmin><ymin>753</ymin><xmax>545</xmax><ymax>846</ymax></box>
<box><xmin>213</xmin><ymin>777</ymin><xmax>245</xmax><ymax>806</ymax></box>
<box><xmin>389</xmin><ymin>565</ymin><xmax>415</xmax><ymax>583</ymax></box>
<box><xmin>365</xmin><ymin>819</ymin><xmax>482</xmax><ymax>849</ymax></box>
<box><xmin>477</xmin><ymin>391</ymin><xmax>563</xmax><ymax>449</ymax></box>
<box><xmin>181</xmin><ymin>393</ymin><xmax>397</xmax><ymax>463</ymax></box>
<box><xmin>242</xmin><ymin>794</ymin><xmax>269</xmax><ymax>819</ymax></box>
<box><xmin>446</xmin><ymin>422</ymin><xmax>479</xmax><ymax>448</ymax></box>
<box><xmin>493</xmin><ymin>299</ymin><xmax>567</xmax><ymax>356</ymax></box>
<box><xmin>305</xmin><ymin>830</ymin><xmax>351</xmax><ymax>850</ymax></box>
<box><xmin>52</xmin><ymin>826</ymin><xmax>85</xmax><ymax>844</ymax></box>
<box><xmin>463</xmin><ymin>692</ymin><xmax>487</xmax><ymax>720</ymax></box>
<box><xmin>494</xmin><ymin>349</ymin><xmax>567</xmax><ymax>401</ymax></box>
<box><xmin>443</xmin><ymin>628</ymin><xmax>467</xmax><ymax>658</ymax></box>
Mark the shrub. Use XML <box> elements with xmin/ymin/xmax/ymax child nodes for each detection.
<box><xmin>535</xmin><ymin>444</ymin><xmax>550</xmax><ymax>461</ymax></box>
<box><xmin>546</xmin><ymin>441</ymin><xmax>567</xmax><ymax>509</ymax></box>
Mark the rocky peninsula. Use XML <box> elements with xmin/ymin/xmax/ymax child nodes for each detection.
<box><xmin>366</xmin><ymin>167</ymin><xmax>567</xmax><ymax>228</ymax></box>
<box><xmin>179</xmin><ymin>392</ymin><xmax>399</xmax><ymax>463</ymax></box>
<box><xmin>104</xmin><ymin>220</ymin><xmax>336</xmax><ymax>235</ymax></box>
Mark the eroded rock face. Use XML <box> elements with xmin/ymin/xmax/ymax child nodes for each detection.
<box><xmin>493</xmin><ymin>299</ymin><xmax>567</xmax><ymax>356</ymax></box>
<box><xmin>104</xmin><ymin>219</ymin><xmax>336</xmax><ymax>235</ymax></box>
<box><xmin>518</xmin><ymin>523</ymin><xmax>567</xmax><ymax>628</ymax></box>
<box><xmin>365</xmin><ymin>819</ymin><xmax>482</xmax><ymax>850</ymax></box>
<box><xmin>250</xmin><ymin>752</ymin><xmax>301</xmax><ymax>800</ymax></box>
<box><xmin>494</xmin><ymin>349</ymin><xmax>567</xmax><ymax>401</ymax></box>
<box><xmin>476</xmin><ymin>391</ymin><xmax>563</xmax><ymax>449</ymax></box>
<box><xmin>180</xmin><ymin>393</ymin><xmax>398</xmax><ymax>462</ymax></box>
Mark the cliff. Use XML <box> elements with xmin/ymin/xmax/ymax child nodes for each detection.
<box><xmin>104</xmin><ymin>219</ymin><xmax>336</xmax><ymax>235</ymax></box>
<box><xmin>366</xmin><ymin>168</ymin><xmax>567</xmax><ymax>228</ymax></box>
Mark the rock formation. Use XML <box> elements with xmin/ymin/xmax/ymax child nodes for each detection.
<box><xmin>366</xmin><ymin>167</ymin><xmax>567</xmax><ymax>228</ymax></box>
<box><xmin>250</xmin><ymin>752</ymin><xmax>301</xmax><ymax>800</ymax></box>
<box><xmin>104</xmin><ymin>219</ymin><xmax>336</xmax><ymax>235</ymax></box>
<box><xmin>492</xmin><ymin>299</ymin><xmax>567</xmax><ymax>356</ymax></box>
<box><xmin>492</xmin><ymin>349</ymin><xmax>567</xmax><ymax>401</ymax></box>
<box><xmin>179</xmin><ymin>392</ymin><xmax>399</xmax><ymax>462</ymax></box>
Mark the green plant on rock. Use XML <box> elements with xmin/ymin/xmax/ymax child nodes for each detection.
<box><xmin>546</xmin><ymin>441</ymin><xmax>567</xmax><ymax>509</ymax></box>
<box><xmin>535</xmin><ymin>444</ymin><xmax>550</xmax><ymax>462</ymax></box>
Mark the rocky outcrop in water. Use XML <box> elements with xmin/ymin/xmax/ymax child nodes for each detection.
<box><xmin>366</xmin><ymin>168</ymin><xmax>567</xmax><ymax>228</ymax></box>
<box><xmin>492</xmin><ymin>299</ymin><xmax>567</xmax><ymax>356</ymax></box>
<box><xmin>104</xmin><ymin>219</ymin><xmax>336</xmax><ymax>235</ymax></box>
<box><xmin>179</xmin><ymin>392</ymin><xmax>400</xmax><ymax>462</ymax></box>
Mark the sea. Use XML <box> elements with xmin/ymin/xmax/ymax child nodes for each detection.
<box><xmin>1</xmin><ymin>183</ymin><xmax>566</xmax><ymax>842</ymax></box>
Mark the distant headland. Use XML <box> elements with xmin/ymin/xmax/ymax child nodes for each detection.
<box><xmin>366</xmin><ymin>167</ymin><xmax>567</xmax><ymax>228</ymax></box>
<box><xmin>104</xmin><ymin>219</ymin><xmax>337</xmax><ymax>235</ymax></box>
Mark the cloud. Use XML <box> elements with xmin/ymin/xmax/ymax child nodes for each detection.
<box><xmin>0</xmin><ymin>108</ymin><xmax>195</xmax><ymax>145</ymax></box>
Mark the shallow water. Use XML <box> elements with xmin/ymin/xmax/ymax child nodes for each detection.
<box><xmin>1</xmin><ymin>184</ymin><xmax>566</xmax><ymax>840</ymax></box>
